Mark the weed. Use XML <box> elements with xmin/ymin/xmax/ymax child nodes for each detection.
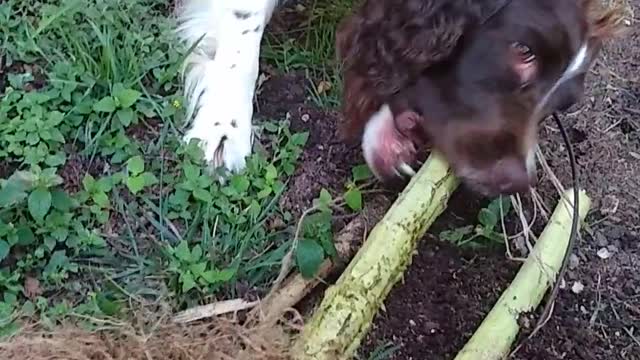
<box><xmin>262</xmin><ymin>0</ymin><xmax>355</xmax><ymax>108</ymax></box>
<box><xmin>360</xmin><ymin>341</ymin><xmax>401</xmax><ymax>360</ymax></box>
<box><xmin>293</xmin><ymin>163</ymin><xmax>373</xmax><ymax>279</ymax></box>
<box><xmin>440</xmin><ymin>196</ymin><xmax>512</xmax><ymax>248</ymax></box>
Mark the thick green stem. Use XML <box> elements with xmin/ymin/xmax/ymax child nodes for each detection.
<box><xmin>454</xmin><ymin>188</ymin><xmax>591</xmax><ymax>360</ymax></box>
<box><xmin>292</xmin><ymin>152</ymin><xmax>459</xmax><ymax>360</ymax></box>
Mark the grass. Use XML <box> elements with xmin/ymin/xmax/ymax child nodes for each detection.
<box><xmin>0</xmin><ymin>0</ymin><xmax>370</xmax><ymax>336</ymax></box>
<box><xmin>262</xmin><ymin>0</ymin><xmax>355</xmax><ymax>108</ymax></box>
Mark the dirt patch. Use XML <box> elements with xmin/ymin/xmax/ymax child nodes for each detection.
<box><xmin>0</xmin><ymin>62</ymin><xmax>47</xmax><ymax>93</ymax></box>
<box><xmin>360</xmin><ymin>240</ymin><xmax>519</xmax><ymax>360</ymax></box>
<box><xmin>256</xmin><ymin>72</ymin><xmax>363</xmax><ymax>219</ymax></box>
<box><xmin>59</xmin><ymin>145</ymin><xmax>109</xmax><ymax>193</ymax></box>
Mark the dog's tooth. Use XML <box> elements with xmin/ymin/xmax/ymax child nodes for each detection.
<box><xmin>398</xmin><ymin>163</ymin><xmax>416</xmax><ymax>177</ymax></box>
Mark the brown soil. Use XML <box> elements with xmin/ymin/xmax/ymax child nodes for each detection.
<box><xmin>257</xmin><ymin>2</ymin><xmax>640</xmax><ymax>358</ymax></box>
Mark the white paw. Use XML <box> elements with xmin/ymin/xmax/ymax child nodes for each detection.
<box><xmin>181</xmin><ymin>55</ymin><xmax>256</xmax><ymax>174</ymax></box>
<box><xmin>183</xmin><ymin>117</ymin><xmax>253</xmax><ymax>175</ymax></box>
<box><xmin>177</xmin><ymin>0</ymin><xmax>271</xmax><ymax>176</ymax></box>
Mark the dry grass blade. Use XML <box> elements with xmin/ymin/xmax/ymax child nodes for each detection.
<box><xmin>173</xmin><ymin>298</ymin><xmax>260</xmax><ymax>323</ymax></box>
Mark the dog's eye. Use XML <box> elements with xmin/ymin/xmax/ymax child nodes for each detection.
<box><xmin>512</xmin><ymin>42</ymin><xmax>536</xmax><ymax>63</ymax></box>
<box><xmin>511</xmin><ymin>42</ymin><xmax>537</xmax><ymax>88</ymax></box>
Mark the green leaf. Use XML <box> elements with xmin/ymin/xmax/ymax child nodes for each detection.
<box><xmin>28</xmin><ymin>187</ymin><xmax>52</xmax><ymax>222</ymax></box>
<box><xmin>126</xmin><ymin>175</ymin><xmax>145</xmax><ymax>194</ymax></box>
<box><xmin>344</xmin><ymin>188</ymin><xmax>363</xmax><ymax>211</ymax></box>
<box><xmin>44</xmin><ymin>237</ymin><xmax>56</xmax><ymax>251</ymax></box>
<box><xmin>0</xmin><ymin>182</ymin><xmax>27</xmax><ymax>208</ymax></box>
<box><xmin>440</xmin><ymin>226</ymin><xmax>474</xmax><ymax>244</ymax></box>
<box><xmin>189</xmin><ymin>262</ymin><xmax>207</xmax><ymax>277</ymax></box>
<box><xmin>174</xmin><ymin>241</ymin><xmax>192</xmax><ymax>262</ymax></box>
<box><xmin>192</xmin><ymin>188</ymin><xmax>212</xmax><ymax>203</ymax></box>
<box><xmin>0</xmin><ymin>240</ymin><xmax>10</xmax><ymax>262</ymax></box>
<box><xmin>487</xmin><ymin>196</ymin><xmax>511</xmax><ymax>217</ymax></box>
<box><xmin>183</xmin><ymin>163</ymin><xmax>200</xmax><ymax>181</ymax></box>
<box><xmin>319</xmin><ymin>233</ymin><xmax>338</xmax><ymax>259</ymax></box>
<box><xmin>477</xmin><ymin>208</ymin><xmax>498</xmax><ymax>230</ymax></box>
<box><xmin>92</xmin><ymin>192</ymin><xmax>109</xmax><ymax>207</ymax></box>
<box><xmin>200</xmin><ymin>268</ymin><xmax>235</xmax><ymax>284</ymax></box>
<box><xmin>263</xmin><ymin>122</ymin><xmax>279</xmax><ymax>132</ymax></box>
<box><xmin>290</xmin><ymin>132</ymin><xmax>309</xmax><ymax>146</ymax></box>
<box><xmin>141</xmin><ymin>172</ymin><xmax>159</xmax><ymax>186</ymax></box>
<box><xmin>96</xmin><ymin>293</ymin><xmax>120</xmax><ymax>316</ymax></box>
<box><xmin>44</xmin><ymin>250</ymin><xmax>68</xmax><ymax>274</ymax></box>
<box><xmin>16</xmin><ymin>227</ymin><xmax>35</xmax><ymax>246</ymax></box>
<box><xmin>265</xmin><ymin>164</ymin><xmax>278</xmax><ymax>181</ymax></box>
<box><xmin>96</xmin><ymin>177</ymin><xmax>113</xmax><ymax>192</ymax></box>
<box><xmin>296</xmin><ymin>239</ymin><xmax>325</xmax><ymax>279</ymax></box>
<box><xmin>316</xmin><ymin>188</ymin><xmax>332</xmax><ymax>211</ymax></box>
<box><xmin>352</xmin><ymin>164</ymin><xmax>373</xmax><ymax>182</ymax></box>
<box><xmin>230</xmin><ymin>175</ymin><xmax>250</xmax><ymax>194</ymax></box>
<box><xmin>126</xmin><ymin>155</ymin><xmax>145</xmax><ymax>175</ymax></box>
<box><xmin>190</xmin><ymin>244</ymin><xmax>203</xmax><ymax>262</ymax></box>
<box><xmin>180</xmin><ymin>272</ymin><xmax>196</xmax><ymax>293</ymax></box>
<box><xmin>116</xmin><ymin>108</ymin><xmax>135</xmax><ymax>126</ymax></box>
<box><xmin>51</xmin><ymin>189</ymin><xmax>72</xmax><ymax>212</ymax></box>
<box><xmin>93</xmin><ymin>96</ymin><xmax>116</xmax><ymax>113</ymax></box>
<box><xmin>82</xmin><ymin>174</ymin><xmax>96</xmax><ymax>192</ymax></box>
<box><xmin>257</xmin><ymin>187</ymin><xmax>272</xmax><ymax>199</ymax></box>
<box><xmin>114</xmin><ymin>88</ymin><xmax>141</xmax><ymax>108</ymax></box>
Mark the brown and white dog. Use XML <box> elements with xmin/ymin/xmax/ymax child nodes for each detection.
<box><xmin>175</xmin><ymin>0</ymin><xmax>623</xmax><ymax>196</ymax></box>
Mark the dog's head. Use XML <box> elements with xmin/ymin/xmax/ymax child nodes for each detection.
<box><xmin>337</xmin><ymin>0</ymin><xmax>626</xmax><ymax>196</ymax></box>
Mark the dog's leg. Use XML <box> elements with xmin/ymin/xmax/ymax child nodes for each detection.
<box><xmin>176</xmin><ymin>0</ymin><xmax>280</xmax><ymax>175</ymax></box>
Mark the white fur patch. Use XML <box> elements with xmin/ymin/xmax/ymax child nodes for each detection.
<box><xmin>566</xmin><ymin>43</ymin><xmax>588</xmax><ymax>75</ymax></box>
<box><xmin>176</xmin><ymin>0</ymin><xmax>279</xmax><ymax>175</ymax></box>
<box><xmin>534</xmin><ymin>42</ymin><xmax>589</xmax><ymax>118</ymax></box>
<box><xmin>362</xmin><ymin>104</ymin><xmax>393</xmax><ymax>179</ymax></box>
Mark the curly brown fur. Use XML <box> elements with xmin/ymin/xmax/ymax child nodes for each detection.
<box><xmin>336</xmin><ymin>0</ymin><xmax>504</xmax><ymax>141</ymax></box>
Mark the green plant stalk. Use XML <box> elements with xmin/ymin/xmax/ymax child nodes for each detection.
<box><xmin>454</xmin><ymin>188</ymin><xmax>591</xmax><ymax>360</ymax></box>
<box><xmin>292</xmin><ymin>152</ymin><xmax>459</xmax><ymax>360</ymax></box>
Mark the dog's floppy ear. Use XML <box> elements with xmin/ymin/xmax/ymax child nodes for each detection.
<box><xmin>581</xmin><ymin>0</ymin><xmax>628</xmax><ymax>41</ymax></box>
<box><xmin>336</xmin><ymin>12</ymin><xmax>384</xmax><ymax>141</ymax></box>
<box><xmin>336</xmin><ymin>0</ymin><xmax>502</xmax><ymax>140</ymax></box>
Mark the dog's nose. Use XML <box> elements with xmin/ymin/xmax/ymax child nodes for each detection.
<box><xmin>492</xmin><ymin>158</ymin><xmax>533</xmax><ymax>195</ymax></box>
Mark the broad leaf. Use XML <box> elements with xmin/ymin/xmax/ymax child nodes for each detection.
<box><xmin>28</xmin><ymin>187</ymin><xmax>52</xmax><ymax>222</ymax></box>
<box><xmin>296</xmin><ymin>239</ymin><xmax>325</xmax><ymax>279</ymax></box>
<box><xmin>93</xmin><ymin>96</ymin><xmax>116</xmax><ymax>113</ymax></box>
<box><xmin>126</xmin><ymin>155</ymin><xmax>145</xmax><ymax>175</ymax></box>
<box><xmin>114</xmin><ymin>88</ymin><xmax>141</xmax><ymax>108</ymax></box>
<box><xmin>344</xmin><ymin>188</ymin><xmax>363</xmax><ymax>211</ymax></box>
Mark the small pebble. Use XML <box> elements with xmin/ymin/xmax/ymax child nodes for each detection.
<box><xmin>559</xmin><ymin>278</ymin><xmax>567</xmax><ymax>289</ymax></box>
<box><xmin>595</xmin><ymin>232</ymin><xmax>609</xmax><ymax>247</ymax></box>
<box><xmin>571</xmin><ymin>281</ymin><xmax>585</xmax><ymax>294</ymax></box>
<box><xmin>301</xmin><ymin>113</ymin><xmax>310</xmax><ymax>122</ymax></box>
<box><xmin>580</xmin><ymin>305</ymin><xmax>588</xmax><ymax>314</ymax></box>
<box><xmin>569</xmin><ymin>253</ymin><xmax>580</xmax><ymax>269</ymax></box>
<box><xmin>597</xmin><ymin>247</ymin><xmax>611</xmax><ymax>259</ymax></box>
<box><xmin>409</xmin><ymin>319</ymin><xmax>416</xmax><ymax>326</ymax></box>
